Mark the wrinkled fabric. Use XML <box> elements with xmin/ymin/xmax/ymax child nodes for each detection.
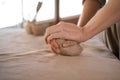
<box><xmin>0</xmin><ymin>28</ymin><xmax>120</xmax><ymax>80</ymax></box>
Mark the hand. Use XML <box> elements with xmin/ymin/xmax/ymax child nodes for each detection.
<box><xmin>49</xmin><ymin>39</ymin><xmax>80</xmax><ymax>54</ymax></box>
<box><xmin>44</xmin><ymin>21</ymin><xmax>85</xmax><ymax>44</ymax></box>
<box><xmin>50</xmin><ymin>39</ymin><xmax>60</xmax><ymax>54</ymax></box>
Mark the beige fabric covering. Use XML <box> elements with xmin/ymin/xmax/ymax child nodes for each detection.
<box><xmin>0</xmin><ymin>28</ymin><xmax>120</xmax><ymax>80</ymax></box>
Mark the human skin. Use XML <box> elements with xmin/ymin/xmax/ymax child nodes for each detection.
<box><xmin>45</xmin><ymin>0</ymin><xmax>102</xmax><ymax>53</ymax></box>
<box><xmin>45</xmin><ymin>0</ymin><xmax>120</xmax><ymax>53</ymax></box>
<box><xmin>77</xmin><ymin>0</ymin><xmax>101</xmax><ymax>27</ymax></box>
<box><xmin>50</xmin><ymin>39</ymin><xmax>79</xmax><ymax>53</ymax></box>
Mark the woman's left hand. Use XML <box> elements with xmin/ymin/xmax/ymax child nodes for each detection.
<box><xmin>44</xmin><ymin>21</ymin><xmax>85</xmax><ymax>44</ymax></box>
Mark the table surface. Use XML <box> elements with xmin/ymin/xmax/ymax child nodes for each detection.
<box><xmin>0</xmin><ymin>27</ymin><xmax>120</xmax><ymax>80</ymax></box>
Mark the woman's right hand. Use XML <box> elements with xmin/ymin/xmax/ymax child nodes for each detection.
<box><xmin>50</xmin><ymin>39</ymin><xmax>80</xmax><ymax>54</ymax></box>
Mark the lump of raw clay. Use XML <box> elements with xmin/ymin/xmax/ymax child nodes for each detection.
<box><xmin>32</xmin><ymin>23</ymin><xmax>48</xmax><ymax>36</ymax></box>
<box><xmin>24</xmin><ymin>21</ymin><xmax>33</xmax><ymax>34</ymax></box>
<box><xmin>24</xmin><ymin>21</ymin><xmax>49</xmax><ymax>36</ymax></box>
<box><xmin>55</xmin><ymin>39</ymin><xmax>83</xmax><ymax>56</ymax></box>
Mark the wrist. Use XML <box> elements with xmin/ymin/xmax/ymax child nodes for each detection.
<box><xmin>83</xmin><ymin>25</ymin><xmax>95</xmax><ymax>42</ymax></box>
<box><xmin>77</xmin><ymin>27</ymin><xmax>88</xmax><ymax>42</ymax></box>
<box><xmin>79</xmin><ymin>26</ymin><xmax>93</xmax><ymax>42</ymax></box>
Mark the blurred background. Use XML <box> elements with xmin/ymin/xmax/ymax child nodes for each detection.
<box><xmin>0</xmin><ymin>0</ymin><xmax>83</xmax><ymax>28</ymax></box>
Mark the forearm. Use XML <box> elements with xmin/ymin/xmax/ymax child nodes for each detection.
<box><xmin>83</xmin><ymin>0</ymin><xmax>120</xmax><ymax>41</ymax></box>
<box><xmin>77</xmin><ymin>0</ymin><xmax>101</xmax><ymax>27</ymax></box>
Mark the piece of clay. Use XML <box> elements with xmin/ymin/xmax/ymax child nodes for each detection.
<box><xmin>24</xmin><ymin>21</ymin><xmax>33</xmax><ymax>34</ymax></box>
<box><xmin>55</xmin><ymin>39</ymin><xmax>83</xmax><ymax>56</ymax></box>
<box><xmin>32</xmin><ymin>23</ymin><xmax>48</xmax><ymax>36</ymax></box>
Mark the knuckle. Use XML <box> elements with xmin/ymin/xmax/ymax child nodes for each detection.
<box><xmin>49</xmin><ymin>34</ymin><xmax>54</xmax><ymax>40</ymax></box>
<box><xmin>58</xmin><ymin>21</ymin><xmax>64</xmax><ymax>26</ymax></box>
<box><xmin>46</xmin><ymin>27</ymin><xmax>51</xmax><ymax>33</ymax></box>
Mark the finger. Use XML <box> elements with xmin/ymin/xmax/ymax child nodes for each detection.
<box><xmin>50</xmin><ymin>44</ymin><xmax>60</xmax><ymax>54</ymax></box>
<box><xmin>44</xmin><ymin>35</ymin><xmax>48</xmax><ymax>44</ymax></box>
<box><xmin>44</xmin><ymin>25</ymin><xmax>61</xmax><ymax>44</ymax></box>
<box><xmin>47</xmin><ymin>32</ymin><xmax>66</xmax><ymax>44</ymax></box>
<box><xmin>62</xmin><ymin>40</ymin><xmax>78</xmax><ymax>48</ymax></box>
<box><xmin>50</xmin><ymin>39</ymin><xmax>59</xmax><ymax>49</ymax></box>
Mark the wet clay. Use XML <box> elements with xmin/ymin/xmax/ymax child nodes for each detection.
<box><xmin>55</xmin><ymin>39</ymin><xmax>83</xmax><ymax>56</ymax></box>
